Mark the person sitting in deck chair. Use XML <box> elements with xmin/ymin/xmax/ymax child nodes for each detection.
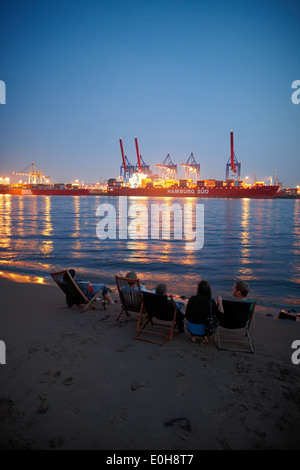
<box><xmin>186</xmin><ymin>280</ymin><xmax>224</xmax><ymax>343</ymax></box>
<box><xmin>154</xmin><ymin>283</ymin><xmax>185</xmax><ymax>333</ymax></box>
<box><xmin>123</xmin><ymin>271</ymin><xmax>148</xmax><ymax>292</ymax></box>
<box><xmin>215</xmin><ymin>280</ymin><xmax>250</xmax><ymax>310</ymax></box>
<box><xmin>63</xmin><ymin>269</ymin><xmax>114</xmax><ymax>305</ymax></box>
<box><xmin>232</xmin><ymin>280</ymin><xmax>250</xmax><ymax>300</ymax></box>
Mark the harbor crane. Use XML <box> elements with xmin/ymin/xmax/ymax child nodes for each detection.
<box><xmin>134</xmin><ymin>137</ymin><xmax>150</xmax><ymax>174</ymax></box>
<box><xmin>13</xmin><ymin>162</ymin><xmax>50</xmax><ymax>184</ymax></box>
<box><xmin>225</xmin><ymin>130</ymin><xmax>241</xmax><ymax>181</ymax></box>
<box><xmin>181</xmin><ymin>153</ymin><xmax>200</xmax><ymax>181</ymax></box>
<box><xmin>119</xmin><ymin>138</ymin><xmax>135</xmax><ymax>178</ymax></box>
<box><xmin>155</xmin><ymin>153</ymin><xmax>177</xmax><ymax>180</ymax></box>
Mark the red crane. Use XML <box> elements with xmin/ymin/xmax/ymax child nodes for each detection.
<box><xmin>225</xmin><ymin>130</ymin><xmax>241</xmax><ymax>181</ymax></box>
<box><xmin>134</xmin><ymin>137</ymin><xmax>150</xmax><ymax>174</ymax></box>
<box><xmin>119</xmin><ymin>138</ymin><xmax>127</xmax><ymax>171</ymax></box>
<box><xmin>119</xmin><ymin>138</ymin><xmax>135</xmax><ymax>178</ymax></box>
<box><xmin>135</xmin><ymin>137</ymin><xmax>142</xmax><ymax>171</ymax></box>
<box><xmin>230</xmin><ymin>130</ymin><xmax>234</xmax><ymax>170</ymax></box>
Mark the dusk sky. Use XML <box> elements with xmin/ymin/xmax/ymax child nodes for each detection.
<box><xmin>0</xmin><ymin>0</ymin><xmax>299</xmax><ymax>186</ymax></box>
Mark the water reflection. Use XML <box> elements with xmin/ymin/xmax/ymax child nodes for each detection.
<box><xmin>290</xmin><ymin>199</ymin><xmax>300</xmax><ymax>285</ymax></box>
<box><xmin>0</xmin><ymin>196</ymin><xmax>299</xmax><ymax>309</ymax></box>
<box><xmin>40</xmin><ymin>197</ymin><xmax>53</xmax><ymax>255</ymax></box>
<box><xmin>0</xmin><ymin>195</ymin><xmax>57</xmax><ymax>271</ymax></box>
<box><xmin>121</xmin><ymin>197</ymin><xmax>200</xmax><ymax>264</ymax></box>
<box><xmin>71</xmin><ymin>197</ymin><xmax>84</xmax><ymax>255</ymax></box>
<box><xmin>238</xmin><ymin>199</ymin><xmax>253</xmax><ymax>276</ymax></box>
<box><xmin>0</xmin><ymin>196</ymin><xmax>12</xmax><ymax>247</ymax></box>
<box><xmin>0</xmin><ymin>270</ymin><xmax>46</xmax><ymax>284</ymax></box>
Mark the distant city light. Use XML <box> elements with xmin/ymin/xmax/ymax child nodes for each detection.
<box><xmin>0</xmin><ymin>176</ymin><xmax>10</xmax><ymax>185</ymax></box>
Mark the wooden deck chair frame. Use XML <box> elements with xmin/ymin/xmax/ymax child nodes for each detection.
<box><xmin>134</xmin><ymin>292</ymin><xmax>178</xmax><ymax>345</ymax></box>
<box><xmin>115</xmin><ymin>275</ymin><xmax>145</xmax><ymax>331</ymax></box>
<box><xmin>216</xmin><ymin>300</ymin><xmax>256</xmax><ymax>353</ymax></box>
<box><xmin>51</xmin><ymin>269</ymin><xmax>104</xmax><ymax>313</ymax></box>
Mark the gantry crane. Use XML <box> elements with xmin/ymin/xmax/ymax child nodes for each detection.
<box><xmin>225</xmin><ymin>130</ymin><xmax>241</xmax><ymax>181</ymax></box>
<box><xmin>155</xmin><ymin>153</ymin><xmax>177</xmax><ymax>180</ymax></box>
<box><xmin>119</xmin><ymin>138</ymin><xmax>135</xmax><ymax>178</ymax></box>
<box><xmin>134</xmin><ymin>137</ymin><xmax>150</xmax><ymax>174</ymax></box>
<box><xmin>181</xmin><ymin>153</ymin><xmax>200</xmax><ymax>181</ymax></box>
<box><xmin>13</xmin><ymin>162</ymin><xmax>50</xmax><ymax>184</ymax></box>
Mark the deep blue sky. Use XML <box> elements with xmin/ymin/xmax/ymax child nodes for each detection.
<box><xmin>0</xmin><ymin>0</ymin><xmax>299</xmax><ymax>186</ymax></box>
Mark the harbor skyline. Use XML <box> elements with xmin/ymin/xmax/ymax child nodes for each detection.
<box><xmin>0</xmin><ymin>0</ymin><xmax>300</xmax><ymax>187</ymax></box>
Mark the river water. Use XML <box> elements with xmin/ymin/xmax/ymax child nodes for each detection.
<box><xmin>0</xmin><ymin>195</ymin><xmax>299</xmax><ymax>311</ymax></box>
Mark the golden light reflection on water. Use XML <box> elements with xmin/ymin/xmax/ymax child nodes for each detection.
<box><xmin>0</xmin><ymin>270</ymin><xmax>46</xmax><ymax>284</ymax></box>
<box><xmin>228</xmin><ymin>199</ymin><xmax>258</xmax><ymax>280</ymax></box>
<box><xmin>121</xmin><ymin>197</ymin><xmax>198</xmax><ymax>266</ymax></box>
<box><xmin>71</xmin><ymin>197</ymin><xmax>84</xmax><ymax>254</ymax></box>
<box><xmin>240</xmin><ymin>198</ymin><xmax>251</xmax><ymax>266</ymax></box>
<box><xmin>41</xmin><ymin>197</ymin><xmax>53</xmax><ymax>255</ymax></box>
<box><xmin>290</xmin><ymin>199</ymin><xmax>300</xmax><ymax>285</ymax></box>
<box><xmin>1</xmin><ymin>194</ymin><xmax>299</xmax><ymax>307</ymax></box>
<box><xmin>0</xmin><ymin>196</ymin><xmax>12</xmax><ymax>247</ymax></box>
<box><xmin>0</xmin><ymin>196</ymin><xmax>56</xmax><ymax>257</ymax></box>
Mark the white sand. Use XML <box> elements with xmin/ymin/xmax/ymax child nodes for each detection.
<box><xmin>0</xmin><ymin>275</ymin><xmax>300</xmax><ymax>450</ymax></box>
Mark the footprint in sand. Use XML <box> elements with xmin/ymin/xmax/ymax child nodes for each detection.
<box><xmin>110</xmin><ymin>404</ymin><xmax>128</xmax><ymax>424</ymax></box>
<box><xmin>117</xmin><ymin>344</ymin><xmax>134</xmax><ymax>352</ymax></box>
<box><xmin>130</xmin><ymin>381</ymin><xmax>148</xmax><ymax>391</ymax></box>
<box><xmin>48</xmin><ymin>436</ymin><xmax>64</xmax><ymax>449</ymax></box>
<box><xmin>174</xmin><ymin>369</ymin><xmax>187</xmax><ymax>377</ymax></box>
<box><xmin>163</xmin><ymin>417</ymin><xmax>192</xmax><ymax>441</ymax></box>
<box><xmin>63</xmin><ymin>377</ymin><xmax>74</xmax><ymax>386</ymax></box>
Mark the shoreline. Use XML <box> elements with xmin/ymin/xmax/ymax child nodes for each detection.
<box><xmin>0</xmin><ymin>268</ymin><xmax>299</xmax><ymax>313</ymax></box>
<box><xmin>1</xmin><ymin>276</ymin><xmax>300</xmax><ymax>450</ymax></box>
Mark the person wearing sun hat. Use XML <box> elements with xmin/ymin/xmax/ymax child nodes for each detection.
<box><xmin>125</xmin><ymin>271</ymin><xmax>148</xmax><ymax>292</ymax></box>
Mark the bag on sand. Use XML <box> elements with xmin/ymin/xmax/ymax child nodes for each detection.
<box><xmin>205</xmin><ymin>300</ymin><xmax>219</xmax><ymax>336</ymax></box>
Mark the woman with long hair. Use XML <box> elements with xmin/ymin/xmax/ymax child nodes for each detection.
<box><xmin>185</xmin><ymin>280</ymin><xmax>223</xmax><ymax>343</ymax></box>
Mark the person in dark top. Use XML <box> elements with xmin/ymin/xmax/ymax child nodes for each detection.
<box><xmin>185</xmin><ymin>280</ymin><xmax>224</xmax><ymax>343</ymax></box>
<box><xmin>154</xmin><ymin>283</ymin><xmax>185</xmax><ymax>333</ymax></box>
<box><xmin>63</xmin><ymin>269</ymin><xmax>114</xmax><ymax>306</ymax></box>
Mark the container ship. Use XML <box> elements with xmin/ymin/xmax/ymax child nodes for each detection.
<box><xmin>0</xmin><ymin>184</ymin><xmax>90</xmax><ymax>196</ymax></box>
<box><xmin>0</xmin><ymin>163</ymin><xmax>90</xmax><ymax>196</ymax></box>
<box><xmin>106</xmin><ymin>133</ymin><xmax>280</xmax><ymax>199</ymax></box>
<box><xmin>107</xmin><ymin>181</ymin><xmax>279</xmax><ymax>198</ymax></box>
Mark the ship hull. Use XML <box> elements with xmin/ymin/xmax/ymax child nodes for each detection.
<box><xmin>107</xmin><ymin>185</ymin><xmax>280</xmax><ymax>198</ymax></box>
<box><xmin>0</xmin><ymin>188</ymin><xmax>90</xmax><ymax>196</ymax></box>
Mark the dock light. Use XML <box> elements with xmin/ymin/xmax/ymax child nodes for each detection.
<box><xmin>0</xmin><ymin>176</ymin><xmax>10</xmax><ymax>185</ymax></box>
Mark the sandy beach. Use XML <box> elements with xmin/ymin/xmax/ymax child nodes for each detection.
<box><xmin>0</xmin><ymin>274</ymin><xmax>300</xmax><ymax>450</ymax></box>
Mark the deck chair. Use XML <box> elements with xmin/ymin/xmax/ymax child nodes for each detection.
<box><xmin>216</xmin><ymin>299</ymin><xmax>256</xmax><ymax>353</ymax></box>
<box><xmin>115</xmin><ymin>276</ymin><xmax>145</xmax><ymax>331</ymax></box>
<box><xmin>134</xmin><ymin>292</ymin><xmax>178</xmax><ymax>345</ymax></box>
<box><xmin>51</xmin><ymin>270</ymin><xmax>105</xmax><ymax>313</ymax></box>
